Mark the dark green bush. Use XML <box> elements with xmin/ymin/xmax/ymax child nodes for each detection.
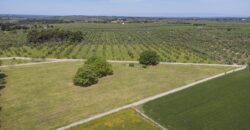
<box><xmin>0</xmin><ymin>71</ymin><xmax>6</xmax><ymax>89</ymax></box>
<box><xmin>0</xmin><ymin>72</ymin><xmax>6</xmax><ymax>79</ymax></box>
<box><xmin>73</xmin><ymin>57</ymin><xmax>113</xmax><ymax>87</ymax></box>
<box><xmin>0</xmin><ymin>78</ymin><xmax>6</xmax><ymax>85</ymax></box>
<box><xmin>129</xmin><ymin>63</ymin><xmax>135</xmax><ymax>67</ymax></box>
<box><xmin>85</xmin><ymin>57</ymin><xmax>113</xmax><ymax>78</ymax></box>
<box><xmin>139</xmin><ymin>51</ymin><xmax>160</xmax><ymax>66</ymax></box>
<box><xmin>73</xmin><ymin>67</ymin><xmax>98</xmax><ymax>87</ymax></box>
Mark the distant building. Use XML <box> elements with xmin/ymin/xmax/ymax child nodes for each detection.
<box><xmin>111</xmin><ymin>18</ymin><xmax>126</xmax><ymax>24</ymax></box>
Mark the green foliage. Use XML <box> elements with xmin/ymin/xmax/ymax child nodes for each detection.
<box><xmin>73</xmin><ymin>66</ymin><xmax>98</xmax><ymax>87</ymax></box>
<box><xmin>129</xmin><ymin>63</ymin><xmax>135</xmax><ymax>67</ymax></box>
<box><xmin>0</xmin><ymin>71</ymin><xmax>6</xmax><ymax>89</ymax></box>
<box><xmin>85</xmin><ymin>57</ymin><xmax>113</xmax><ymax>78</ymax></box>
<box><xmin>27</xmin><ymin>29</ymin><xmax>83</xmax><ymax>43</ymax></box>
<box><xmin>0</xmin><ymin>23</ymin><xmax>29</xmax><ymax>31</ymax></box>
<box><xmin>139</xmin><ymin>51</ymin><xmax>160</xmax><ymax>66</ymax></box>
<box><xmin>74</xmin><ymin>57</ymin><xmax>113</xmax><ymax>87</ymax></box>
<box><xmin>0</xmin><ymin>72</ymin><xmax>6</xmax><ymax>79</ymax></box>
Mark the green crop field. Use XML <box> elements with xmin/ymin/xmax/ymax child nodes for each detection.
<box><xmin>68</xmin><ymin>109</ymin><xmax>161</xmax><ymax>130</ymax></box>
<box><xmin>1</xmin><ymin>21</ymin><xmax>250</xmax><ymax>64</ymax></box>
<box><xmin>0</xmin><ymin>61</ymin><xmax>233</xmax><ymax>130</ymax></box>
<box><xmin>143</xmin><ymin>69</ymin><xmax>250</xmax><ymax>130</ymax></box>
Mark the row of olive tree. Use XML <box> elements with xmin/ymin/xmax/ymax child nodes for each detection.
<box><xmin>74</xmin><ymin>57</ymin><xmax>113</xmax><ymax>87</ymax></box>
<box><xmin>27</xmin><ymin>29</ymin><xmax>83</xmax><ymax>43</ymax></box>
<box><xmin>0</xmin><ymin>61</ymin><xmax>6</xmax><ymax>89</ymax></box>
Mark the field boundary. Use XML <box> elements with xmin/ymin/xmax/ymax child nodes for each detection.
<box><xmin>134</xmin><ymin>108</ymin><xmax>167</xmax><ymax>130</ymax></box>
<box><xmin>57</xmin><ymin>65</ymin><xmax>246</xmax><ymax>130</ymax></box>
<box><xmin>0</xmin><ymin>57</ymin><xmax>243</xmax><ymax>68</ymax></box>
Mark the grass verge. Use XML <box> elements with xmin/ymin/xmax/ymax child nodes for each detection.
<box><xmin>68</xmin><ymin>109</ymin><xmax>162</xmax><ymax>130</ymax></box>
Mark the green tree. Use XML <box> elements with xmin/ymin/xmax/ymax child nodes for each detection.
<box><xmin>73</xmin><ymin>57</ymin><xmax>113</xmax><ymax>87</ymax></box>
<box><xmin>85</xmin><ymin>56</ymin><xmax>113</xmax><ymax>78</ymax></box>
<box><xmin>139</xmin><ymin>51</ymin><xmax>160</xmax><ymax>66</ymax></box>
<box><xmin>73</xmin><ymin>67</ymin><xmax>98</xmax><ymax>87</ymax></box>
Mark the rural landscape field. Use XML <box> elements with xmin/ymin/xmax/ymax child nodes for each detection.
<box><xmin>0</xmin><ymin>0</ymin><xmax>250</xmax><ymax>130</ymax></box>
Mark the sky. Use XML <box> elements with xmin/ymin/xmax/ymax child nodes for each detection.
<box><xmin>0</xmin><ymin>0</ymin><xmax>249</xmax><ymax>17</ymax></box>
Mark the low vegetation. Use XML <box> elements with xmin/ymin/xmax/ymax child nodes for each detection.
<box><xmin>0</xmin><ymin>62</ymin><xmax>233</xmax><ymax>130</ymax></box>
<box><xmin>139</xmin><ymin>51</ymin><xmax>160</xmax><ymax>66</ymax></box>
<box><xmin>0</xmin><ymin>62</ymin><xmax>7</xmax><ymax>128</ymax></box>
<box><xmin>143</xmin><ymin>69</ymin><xmax>250</xmax><ymax>130</ymax></box>
<box><xmin>74</xmin><ymin>57</ymin><xmax>113</xmax><ymax>87</ymax></box>
<box><xmin>68</xmin><ymin>109</ymin><xmax>161</xmax><ymax>130</ymax></box>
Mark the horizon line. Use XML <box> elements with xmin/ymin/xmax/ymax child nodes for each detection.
<box><xmin>1</xmin><ymin>14</ymin><xmax>250</xmax><ymax>19</ymax></box>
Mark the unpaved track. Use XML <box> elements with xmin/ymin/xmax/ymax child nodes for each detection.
<box><xmin>0</xmin><ymin>57</ymin><xmax>243</xmax><ymax>68</ymax></box>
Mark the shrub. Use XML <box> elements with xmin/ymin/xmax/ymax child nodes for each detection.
<box><xmin>0</xmin><ymin>71</ymin><xmax>6</xmax><ymax>89</ymax></box>
<box><xmin>73</xmin><ymin>67</ymin><xmax>98</xmax><ymax>87</ymax></box>
<box><xmin>73</xmin><ymin>57</ymin><xmax>113</xmax><ymax>87</ymax></box>
<box><xmin>0</xmin><ymin>78</ymin><xmax>6</xmax><ymax>84</ymax></box>
<box><xmin>85</xmin><ymin>57</ymin><xmax>113</xmax><ymax>78</ymax></box>
<box><xmin>0</xmin><ymin>72</ymin><xmax>6</xmax><ymax>79</ymax></box>
<box><xmin>129</xmin><ymin>63</ymin><xmax>135</xmax><ymax>67</ymax></box>
<box><xmin>139</xmin><ymin>51</ymin><xmax>160</xmax><ymax>66</ymax></box>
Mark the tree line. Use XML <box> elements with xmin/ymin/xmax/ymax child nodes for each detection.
<box><xmin>27</xmin><ymin>29</ymin><xmax>84</xmax><ymax>43</ymax></box>
<box><xmin>0</xmin><ymin>23</ymin><xmax>30</xmax><ymax>31</ymax></box>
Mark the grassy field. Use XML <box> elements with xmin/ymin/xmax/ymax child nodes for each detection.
<box><xmin>0</xmin><ymin>62</ymin><xmax>233</xmax><ymax>130</ymax></box>
<box><xmin>1</xmin><ymin>22</ymin><xmax>250</xmax><ymax>64</ymax></box>
<box><xmin>68</xmin><ymin>109</ymin><xmax>161</xmax><ymax>130</ymax></box>
<box><xmin>143</xmin><ymin>69</ymin><xmax>250</xmax><ymax>130</ymax></box>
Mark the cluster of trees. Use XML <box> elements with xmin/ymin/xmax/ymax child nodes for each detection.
<box><xmin>74</xmin><ymin>57</ymin><xmax>113</xmax><ymax>87</ymax></box>
<box><xmin>19</xmin><ymin>19</ymin><xmax>74</xmax><ymax>24</ymax></box>
<box><xmin>0</xmin><ymin>23</ymin><xmax>29</xmax><ymax>31</ymax></box>
<box><xmin>27</xmin><ymin>29</ymin><xmax>84</xmax><ymax>43</ymax></box>
<box><xmin>193</xmin><ymin>23</ymin><xmax>206</xmax><ymax>26</ymax></box>
<box><xmin>139</xmin><ymin>51</ymin><xmax>160</xmax><ymax>66</ymax></box>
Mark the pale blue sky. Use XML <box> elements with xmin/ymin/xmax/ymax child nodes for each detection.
<box><xmin>0</xmin><ymin>0</ymin><xmax>249</xmax><ymax>17</ymax></box>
